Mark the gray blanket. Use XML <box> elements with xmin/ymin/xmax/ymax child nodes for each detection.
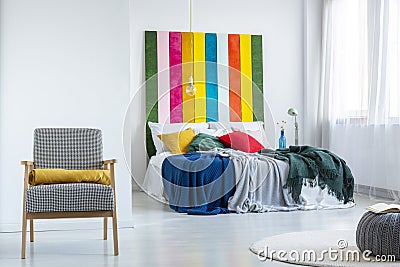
<box><xmin>217</xmin><ymin>149</ymin><xmax>302</xmax><ymax>213</ymax></box>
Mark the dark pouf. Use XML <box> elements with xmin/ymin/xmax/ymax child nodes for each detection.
<box><xmin>356</xmin><ymin>211</ymin><xmax>400</xmax><ymax>258</ymax></box>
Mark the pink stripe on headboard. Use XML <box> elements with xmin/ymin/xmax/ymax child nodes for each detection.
<box><xmin>157</xmin><ymin>31</ymin><xmax>170</xmax><ymax>124</ymax></box>
<box><xmin>169</xmin><ymin>32</ymin><xmax>182</xmax><ymax>123</ymax></box>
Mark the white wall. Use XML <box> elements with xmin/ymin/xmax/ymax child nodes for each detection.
<box><xmin>129</xmin><ymin>0</ymin><xmax>306</xmax><ymax>186</ymax></box>
<box><xmin>303</xmin><ymin>0</ymin><xmax>323</xmax><ymax>146</ymax></box>
<box><xmin>0</xmin><ymin>0</ymin><xmax>132</xmax><ymax>226</ymax></box>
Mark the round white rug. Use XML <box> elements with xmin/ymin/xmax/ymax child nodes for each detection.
<box><xmin>249</xmin><ymin>230</ymin><xmax>398</xmax><ymax>266</ymax></box>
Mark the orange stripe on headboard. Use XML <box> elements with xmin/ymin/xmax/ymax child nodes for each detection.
<box><xmin>228</xmin><ymin>34</ymin><xmax>241</xmax><ymax>122</ymax></box>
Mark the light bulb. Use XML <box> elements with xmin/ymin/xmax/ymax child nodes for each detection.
<box><xmin>185</xmin><ymin>76</ymin><xmax>197</xmax><ymax>96</ymax></box>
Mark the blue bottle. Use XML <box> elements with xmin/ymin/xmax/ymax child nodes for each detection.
<box><xmin>278</xmin><ymin>130</ymin><xmax>286</xmax><ymax>149</ymax></box>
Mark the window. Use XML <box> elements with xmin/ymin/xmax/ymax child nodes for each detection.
<box><xmin>331</xmin><ymin>0</ymin><xmax>400</xmax><ymax>123</ymax></box>
<box><xmin>387</xmin><ymin>1</ymin><xmax>400</xmax><ymax>118</ymax></box>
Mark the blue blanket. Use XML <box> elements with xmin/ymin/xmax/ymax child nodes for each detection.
<box><xmin>162</xmin><ymin>152</ymin><xmax>235</xmax><ymax>215</ymax></box>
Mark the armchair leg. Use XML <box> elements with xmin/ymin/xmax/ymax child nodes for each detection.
<box><xmin>30</xmin><ymin>219</ymin><xmax>34</xmax><ymax>242</ymax></box>
<box><xmin>103</xmin><ymin>217</ymin><xmax>108</xmax><ymax>240</ymax></box>
<box><xmin>112</xmin><ymin>213</ymin><xmax>119</xmax><ymax>256</ymax></box>
<box><xmin>21</xmin><ymin>216</ymin><xmax>27</xmax><ymax>259</ymax></box>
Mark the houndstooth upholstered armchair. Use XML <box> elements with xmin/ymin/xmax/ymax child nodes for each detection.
<box><xmin>20</xmin><ymin>128</ymin><xmax>119</xmax><ymax>258</ymax></box>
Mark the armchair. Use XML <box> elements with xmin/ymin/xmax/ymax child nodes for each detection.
<box><xmin>21</xmin><ymin>128</ymin><xmax>119</xmax><ymax>258</ymax></box>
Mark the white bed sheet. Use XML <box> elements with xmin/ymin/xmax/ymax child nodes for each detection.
<box><xmin>142</xmin><ymin>152</ymin><xmax>355</xmax><ymax>211</ymax></box>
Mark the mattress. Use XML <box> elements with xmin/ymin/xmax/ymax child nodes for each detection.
<box><xmin>142</xmin><ymin>152</ymin><xmax>355</xmax><ymax>211</ymax></box>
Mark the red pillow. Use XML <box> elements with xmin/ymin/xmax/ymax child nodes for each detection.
<box><xmin>218</xmin><ymin>131</ymin><xmax>264</xmax><ymax>153</ymax></box>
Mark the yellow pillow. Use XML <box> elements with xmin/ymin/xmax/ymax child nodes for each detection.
<box><xmin>157</xmin><ymin>128</ymin><xmax>196</xmax><ymax>154</ymax></box>
<box><xmin>29</xmin><ymin>169</ymin><xmax>111</xmax><ymax>186</ymax></box>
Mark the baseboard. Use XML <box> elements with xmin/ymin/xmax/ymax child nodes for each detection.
<box><xmin>132</xmin><ymin>183</ymin><xmax>141</xmax><ymax>192</ymax></box>
<box><xmin>0</xmin><ymin>219</ymin><xmax>134</xmax><ymax>233</ymax></box>
<box><xmin>355</xmin><ymin>184</ymin><xmax>399</xmax><ymax>200</ymax></box>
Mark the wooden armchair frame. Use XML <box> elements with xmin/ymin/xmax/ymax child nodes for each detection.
<box><xmin>20</xmin><ymin>159</ymin><xmax>119</xmax><ymax>259</ymax></box>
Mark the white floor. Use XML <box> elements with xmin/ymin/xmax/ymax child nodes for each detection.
<box><xmin>0</xmin><ymin>192</ymin><xmax>381</xmax><ymax>267</ymax></box>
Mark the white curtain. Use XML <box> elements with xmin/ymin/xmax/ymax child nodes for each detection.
<box><xmin>319</xmin><ymin>0</ymin><xmax>400</xmax><ymax>201</ymax></box>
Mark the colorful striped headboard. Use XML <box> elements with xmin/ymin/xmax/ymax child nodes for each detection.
<box><xmin>145</xmin><ymin>30</ymin><xmax>264</xmax><ymax>157</ymax></box>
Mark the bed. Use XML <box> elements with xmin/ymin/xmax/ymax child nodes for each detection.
<box><xmin>142</xmin><ymin>121</ymin><xmax>355</xmax><ymax>215</ymax></box>
<box><xmin>142</xmin><ymin>30</ymin><xmax>355</xmax><ymax>214</ymax></box>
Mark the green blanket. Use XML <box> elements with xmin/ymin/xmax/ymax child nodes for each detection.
<box><xmin>260</xmin><ymin>146</ymin><xmax>354</xmax><ymax>204</ymax></box>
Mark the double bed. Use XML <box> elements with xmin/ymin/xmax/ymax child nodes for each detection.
<box><xmin>142</xmin><ymin>122</ymin><xmax>355</xmax><ymax>215</ymax></box>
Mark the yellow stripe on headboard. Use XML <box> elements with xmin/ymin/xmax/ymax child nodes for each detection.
<box><xmin>182</xmin><ymin>32</ymin><xmax>195</xmax><ymax>123</ymax></box>
<box><xmin>194</xmin><ymin>32</ymin><xmax>206</xmax><ymax>123</ymax></box>
<box><xmin>240</xmin><ymin>34</ymin><xmax>253</xmax><ymax>122</ymax></box>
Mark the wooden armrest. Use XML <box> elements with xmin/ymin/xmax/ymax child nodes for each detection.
<box><xmin>21</xmin><ymin>161</ymin><xmax>34</xmax><ymax>166</ymax></box>
<box><xmin>103</xmin><ymin>159</ymin><xmax>117</xmax><ymax>164</ymax></box>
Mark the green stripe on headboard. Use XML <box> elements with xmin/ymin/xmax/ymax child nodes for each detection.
<box><xmin>145</xmin><ymin>31</ymin><xmax>158</xmax><ymax>158</ymax></box>
<box><xmin>251</xmin><ymin>35</ymin><xmax>264</xmax><ymax>122</ymax></box>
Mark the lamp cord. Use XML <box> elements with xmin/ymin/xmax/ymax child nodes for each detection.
<box><xmin>190</xmin><ymin>0</ymin><xmax>193</xmax><ymax>32</ymax></box>
<box><xmin>189</xmin><ymin>0</ymin><xmax>194</xmax><ymax>86</ymax></box>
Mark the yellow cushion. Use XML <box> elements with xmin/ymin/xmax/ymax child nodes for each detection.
<box><xmin>29</xmin><ymin>169</ymin><xmax>111</xmax><ymax>186</ymax></box>
<box><xmin>157</xmin><ymin>128</ymin><xmax>196</xmax><ymax>154</ymax></box>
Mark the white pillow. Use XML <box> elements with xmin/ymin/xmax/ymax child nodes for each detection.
<box><xmin>195</xmin><ymin>128</ymin><xmax>228</xmax><ymax>137</ymax></box>
<box><xmin>208</xmin><ymin>121</ymin><xmax>271</xmax><ymax>148</ymax></box>
<box><xmin>148</xmin><ymin>122</ymin><xmax>209</xmax><ymax>154</ymax></box>
<box><xmin>209</xmin><ymin>121</ymin><xmax>264</xmax><ymax>131</ymax></box>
